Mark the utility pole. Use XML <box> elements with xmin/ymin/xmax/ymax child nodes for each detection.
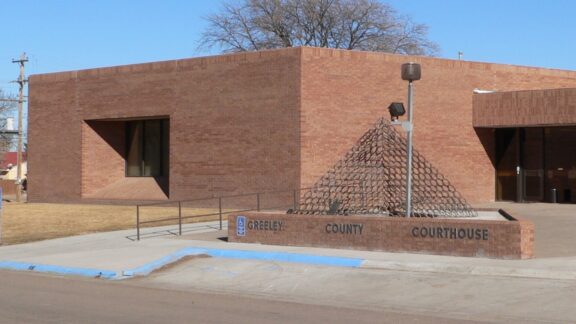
<box><xmin>12</xmin><ymin>53</ymin><xmax>28</xmax><ymax>203</ymax></box>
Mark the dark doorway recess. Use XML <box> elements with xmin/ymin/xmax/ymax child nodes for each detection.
<box><xmin>495</xmin><ymin>127</ymin><xmax>576</xmax><ymax>203</ymax></box>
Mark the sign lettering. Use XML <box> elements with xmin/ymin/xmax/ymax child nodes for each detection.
<box><xmin>247</xmin><ymin>220</ymin><xmax>284</xmax><ymax>232</ymax></box>
<box><xmin>411</xmin><ymin>226</ymin><xmax>488</xmax><ymax>240</ymax></box>
<box><xmin>325</xmin><ymin>223</ymin><xmax>364</xmax><ymax>235</ymax></box>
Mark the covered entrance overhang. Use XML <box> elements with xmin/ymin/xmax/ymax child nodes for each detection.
<box><xmin>473</xmin><ymin>88</ymin><xmax>576</xmax><ymax>204</ymax></box>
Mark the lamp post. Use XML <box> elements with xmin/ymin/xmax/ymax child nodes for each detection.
<box><xmin>401</xmin><ymin>63</ymin><xmax>421</xmax><ymax>217</ymax></box>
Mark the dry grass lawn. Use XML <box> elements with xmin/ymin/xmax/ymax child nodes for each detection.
<box><xmin>1</xmin><ymin>202</ymin><xmax>227</xmax><ymax>245</ymax></box>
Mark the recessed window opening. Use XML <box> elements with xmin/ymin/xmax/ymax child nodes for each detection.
<box><xmin>126</xmin><ymin>119</ymin><xmax>169</xmax><ymax>177</ymax></box>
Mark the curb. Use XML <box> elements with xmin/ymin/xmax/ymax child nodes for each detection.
<box><xmin>202</xmin><ymin>247</ymin><xmax>364</xmax><ymax>268</ymax></box>
<box><xmin>361</xmin><ymin>260</ymin><xmax>576</xmax><ymax>280</ymax></box>
<box><xmin>4</xmin><ymin>248</ymin><xmax>576</xmax><ymax>281</ymax></box>
<box><xmin>0</xmin><ymin>260</ymin><xmax>117</xmax><ymax>279</ymax></box>
<box><xmin>121</xmin><ymin>249</ymin><xmax>206</xmax><ymax>277</ymax></box>
<box><xmin>120</xmin><ymin>247</ymin><xmax>364</xmax><ymax>278</ymax></box>
<box><xmin>1</xmin><ymin>247</ymin><xmax>364</xmax><ymax>280</ymax></box>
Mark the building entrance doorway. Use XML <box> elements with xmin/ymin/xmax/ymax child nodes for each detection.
<box><xmin>495</xmin><ymin>127</ymin><xmax>576</xmax><ymax>203</ymax></box>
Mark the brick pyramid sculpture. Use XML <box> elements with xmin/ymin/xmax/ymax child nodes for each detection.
<box><xmin>293</xmin><ymin>118</ymin><xmax>477</xmax><ymax>217</ymax></box>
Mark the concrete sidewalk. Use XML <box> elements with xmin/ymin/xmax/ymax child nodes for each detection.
<box><xmin>1</xmin><ymin>219</ymin><xmax>576</xmax><ymax>281</ymax></box>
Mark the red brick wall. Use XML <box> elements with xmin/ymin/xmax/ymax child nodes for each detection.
<box><xmin>28</xmin><ymin>76</ymin><xmax>82</xmax><ymax>202</ymax></box>
<box><xmin>229</xmin><ymin>212</ymin><xmax>535</xmax><ymax>259</ymax></box>
<box><xmin>299</xmin><ymin>48</ymin><xmax>576</xmax><ymax>203</ymax></box>
<box><xmin>29</xmin><ymin>49</ymin><xmax>302</xmax><ymax>202</ymax></box>
<box><xmin>28</xmin><ymin>47</ymin><xmax>576</xmax><ymax>203</ymax></box>
<box><xmin>81</xmin><ymin>121</ymin><xmax>126</xmax><ymax>196</ymax></box>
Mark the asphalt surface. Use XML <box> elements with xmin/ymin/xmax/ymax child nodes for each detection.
<box><xmin>0</xmin><ymin>269</ymin><xmax>483</xmax><ymax>324</ymax></box>
<box><xmin>135</xmin><ymin>255</ymin><xmax>576</xmax><ymax>323</ymax></box>
<box><xmin>1</xmin><ymin>202</ymin><xmax>576</xmax><ymax>323</ymax></box>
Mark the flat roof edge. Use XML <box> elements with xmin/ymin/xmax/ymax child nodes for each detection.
<box><xmin>29</xmin><ymin>46</ymin><xmax>576</xmax><ymax>83</ymax></box>
<box><xmin>29</xmin><ymin>47</ymin><xmax>303</xmax><ymax>82</ymax></box>
<box><xmin>473</xmin><ymin>87</ymin><xmax>576</xmax><ymax>96</ymax></box>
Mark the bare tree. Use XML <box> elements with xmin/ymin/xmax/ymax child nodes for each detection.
<box><xmin>199</xmin><ymin>0</ymin><xmax>439</xmax><ymax>55</ymax></box>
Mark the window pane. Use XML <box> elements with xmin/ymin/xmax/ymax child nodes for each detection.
<box><xmin>545</xmin><ymin>127</ymin><xmax>576</xmax><ymax>203</ymax></box>
<box><xmin>126</xmin><ymin>122</ymin><xmax>142</xmax><ymax>176</ymax></box>
<box><xmin>162</xmin><ymin>119</ymin><xmax>169</xmax><ymax>177</ymax></box>
<box><xmin>495</xmin><ymin>128</ymin><xmax>518</xmax><ymax>201</ymax></box>
<box><xmin>125</xmin><ymin>119</ymin><xmax>168</xmax><ymax>177</ymax></box>
<box><xmin>522</xmin><ymin>128</ymin><xmax>544</xmax><ymax>201</ymax></box>
<box><xmin>143</xmin><ymin>120</ymin><xmax>162</xmax><ymax>176</ymax></box>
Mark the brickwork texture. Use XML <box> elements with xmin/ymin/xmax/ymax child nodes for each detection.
<box><xmin>28</xmin><ymin>47</ymin><xmax>576</xmax><ymax>203</ymax></box>
<box><xmin>473</xmin><ymin>88</ymin><xmax>576</xmax><ymax>128</ymax></box>
<box><xmin>228</xmin><ymin>212</ymin><xmax>534</xmax><ymax>259</ymax></box>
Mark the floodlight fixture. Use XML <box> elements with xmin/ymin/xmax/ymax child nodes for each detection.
<box><xmin>388</xmin><ymin>102</ymin><xmax>406</xmax><ymax>121</ymax></box>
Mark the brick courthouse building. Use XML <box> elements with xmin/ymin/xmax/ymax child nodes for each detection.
<box><xmin>28</xmin><ymin>47</ymin><xmax>576</xmax><ymax>204</ymax></box>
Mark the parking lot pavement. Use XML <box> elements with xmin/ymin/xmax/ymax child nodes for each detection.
<box><xmin>473</xmin><ymin>202</ymin><xmax>576</xmax><ymax>258</ymax></box>
<box><xmin>0</xmin><ymin>269</ymin><xmax>487</xmax><ymax>324</ymax></box>
<box><xmin>131</xmin><ymin>255</ymin><xmax>576</xmax><ymax>324</ymax></box>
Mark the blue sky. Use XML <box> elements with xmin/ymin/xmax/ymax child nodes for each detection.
<box><xmin>1</xmin><ymin>0</ymin><xmax>576</xmax><ymax>97</ymax></box>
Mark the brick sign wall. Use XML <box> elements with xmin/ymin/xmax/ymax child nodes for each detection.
<box><xmin>228</xmin><ymin>212</ymin><xmax>534</xmax><ymax>259</ymax></box>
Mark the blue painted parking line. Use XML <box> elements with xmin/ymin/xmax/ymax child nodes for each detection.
<box><xmin>0</xmin><ymin>261</ymin><xmax>117</xmax><ymax>279</ymax></box>
<box><xmin>198</xmin><ymin>248</ymin><xmax>364</xmax><ymax>268</ymax></box>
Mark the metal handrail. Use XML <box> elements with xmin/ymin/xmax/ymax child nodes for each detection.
<box><xmin>135</xmin><ymin>188</ymin><xmax>310</xmax><ymax>240</ymax></box>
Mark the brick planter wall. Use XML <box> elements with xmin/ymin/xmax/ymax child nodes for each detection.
<box><xmin>228</xmin><ymin>212</ymin><xmax>534</xmax><ymax>259</ymax></box>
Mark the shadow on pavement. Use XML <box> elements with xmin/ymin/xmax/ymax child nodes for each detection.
<box><xmin>475</xmin><ymin>202</ymin><xmax>576</xmax><ymax>259</ymax></box>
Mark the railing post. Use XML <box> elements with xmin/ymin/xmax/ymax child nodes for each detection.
<box><xmin>219</xmin><ymin>197</ymin><xmax>223</xmax><ymax>230</ymax></box>
<box><xmin>136</xmin><ymin>205</ymin><xmax>140</xmax><ymax>241</ymax></box>
<box><xmin>178</xmin><ymin>201</ymin><xmax>182</xmax><ymax>236</ymax></box>
<box><xmin>256</xmin><ymin>193</ymin><xmax>260</xmax><ymax>211</ymax></box>
<box><xmin>293</xmin><ymin>189</ymin><xmax>297</xmax><ymax>210</ymax></box>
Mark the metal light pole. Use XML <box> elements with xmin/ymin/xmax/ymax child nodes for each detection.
<box><xmin>401</xmin><ymin>63</ymin><xmax>421</xmax><ymax>217</ymax></box>
<box><xmin>405</xmin><ymin>80</ymin><xmax>414</xmax><ymax>217</ymax></box>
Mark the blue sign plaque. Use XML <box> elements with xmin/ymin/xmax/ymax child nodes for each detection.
<box><xmin>236</xmin><ymin>215</ymin><xmax>246</xmax><ymax>236</ymax></box>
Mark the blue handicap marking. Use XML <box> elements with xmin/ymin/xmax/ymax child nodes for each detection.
<box><xmin>237</xmin><ymin>215</ymin><xmax>246</xmax><ymax>236</ymax></box>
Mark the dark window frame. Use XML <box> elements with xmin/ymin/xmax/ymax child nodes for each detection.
<box><xmin>125</xmin><ymin>119</ymin><xmax>168</xmax><ymax>177</ymax></box>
